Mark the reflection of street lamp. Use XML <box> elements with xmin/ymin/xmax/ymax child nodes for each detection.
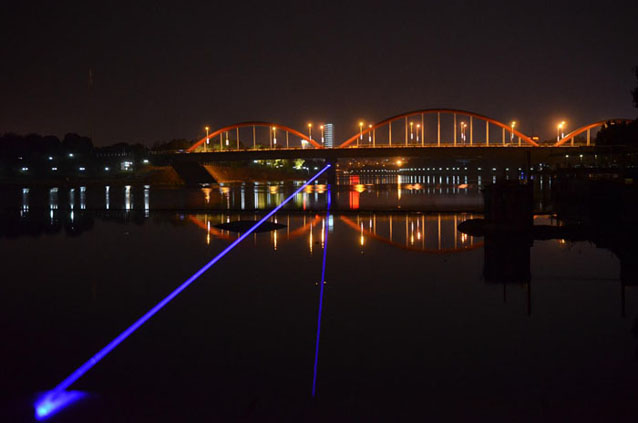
<box><xmin>510</xmin><ymin>121</ymin><xmax>516</xmax><ymax>142</ymax></box>
<box><xmin>272</xmin><ymin>126</ymin><xmax>277</xmax><ymax>146</ymax></box>
<box><xmin>320</xmin><ymin>125</ymin><xmax>324</xmax><ymax>144</ymax></box>
<box><xmin>204</xmin><ymin>126</ymin><xmax>209</xmax><ymax>152</ymax></box>
<box><xmin>557</xmin><ymin>121</ymin><xmax>566</xmax><ymax>141</ymax></box>
<box><xmin>368</xmin><ymin>124</ymin><xmax>373</xmax><ymax>143</ymax></box>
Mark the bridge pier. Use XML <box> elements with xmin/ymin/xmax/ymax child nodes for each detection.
<box><xmin>325</xmin><ymin>159</ymin><xmax>337</xmax><ymax>187</ymax></box>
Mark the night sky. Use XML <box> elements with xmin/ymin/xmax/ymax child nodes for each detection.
<box><xmin>1</xmin><ymin>0</ymin><xmax>637</xmax><ymax>146</ymax></box>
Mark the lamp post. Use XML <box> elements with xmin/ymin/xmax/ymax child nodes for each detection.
<box><xmin>320</xmin><ymin>125</ymin><xmax>324</xmax><ymax>144</ymax></box>
<box><xmin>410</xmin><ymin>121</ymin><xmax>414</xmax><ymax>141</ymax></box>
<box><xmin>358</xmin><ymin>121</ymin><xmax>364</xmax><ymax>147</ymax></box>
<box><xmin>510</xmin><ymin>121</ymin><xmax>516</xmax><ymax>142</ymax></box>
<box><xmin>272</xmin><ymin>126</ymin><xmax>277</xmax><ymax>147</ymax></box>
<box><xmin>416</xmin><ymin>124</ymin><xmax>421</xmax><ymax>143</ymax></box>
<box><xmin>204</xmin><ymin>126</ymin><xmax>209</xmax><ymax>152</ymax></box>
<box><xmin>307</xmin><ymin>123</ymin><xmax>312</xmax><ymax>149</ymax></box>
<box><xmin>557</xmin><ymin>121</ymin><xmax>566</xmax><ymax>142</ymax></box>
<box><xmin>460</xmin><ymin>122</ymin><xmax>467</xmax><ymax>144</ymax></box>
<box><xmin>368</xmin><ymin>124</ymin><xmax>373</xmax><ymax>143</ymax></box>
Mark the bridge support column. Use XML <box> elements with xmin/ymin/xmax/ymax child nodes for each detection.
<box><xmin>502</xmin><ymin>127</ymin><xmax>505</xmax><ymax>145</ymax></box>
<box><xmin>252</xmin><ymin>125</ymin><xmax>256</xmax><ymax>149</ymax></box>
<box><xmin>286</xmin><ymin>131</ymin><xmax>289</xmax><ymax>148</ymax></box>
<box><xmin>437</xmin><ymin>112</ymin><xmax>441</xmax><ymax>146</ymax></box>
<box><xmin>453</xmin><ymin>113</ymin><xmax>457</xmax><ymax>146</ymax></box>
<box><xmin>373</xmin><ymin>128</ymin><xmax>376</xmax><ymax>147</ymax></box>
<box><xmin>421</xmin><ymin>113</ymin><xmax>424</xmax><ymax>146</ymax></box>
<box><xmin>405</xmin><ymin>116</ymin><xmax>408</xmax><ymax>146</ymax></box>
<box><xmin>470</xmin><ymin>116</ymin><xmax>473</xmax><ymax>146</ymax></box>
<box><xmin>587</xmin><ymin>129</ymin><xmax>590</xmax><ymax>146</ymax></box>
<box><xmin>326</xmin><ymin>160</ymin><xmax>337</xmax><ymax>187</ymax></box>
<box><xmin>486</xmin><ymin>122</ymin><xmax>489</xmax><ymax>146</ymax></box>
<box><xmin>236</xmin><ymin>128</ymin><xmax>240</xmax><ymax>150</ymax></box>
<box><xmin>389</xmin><ymin>121</ymin><xmax>392</xmax><ymax>145</ymax></box>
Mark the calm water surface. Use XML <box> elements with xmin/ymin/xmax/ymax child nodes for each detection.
<box><xmin>1</xmin><ymin>175</ymin><xmax>636</xmax><ymax>422</ymax></box>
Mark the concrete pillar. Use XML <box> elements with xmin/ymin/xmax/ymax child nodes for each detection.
<box><xmin>437</xmin><ymin>112</ymin><xmax>441</xmax><ymax>146</ymax></box>
<box><xmin>486</xmin><ymin>122</ymin><xmax>489</xmax><ymax>146</ymax></box>
<box><xmin>587</xmin><ymin>129</ymin><xmax>591</xmax><ymax>146</ymax></box>
<box><xmin>421</xmin><ymin>113</ymin><xmax>424</xmax><ymax>147</ymax></box>
<box><xmin>405</xmin><ymin>116</ymin><xmax>408</xmax><ymax>146</ymax></box>
<box><xmin>252</xmin><ymin>125</ymin><xmax>256</xmax><ymax>149</ymax></box>
<box><xmin>389</xmin><ymin>121</ymin><xmax>392</xmax><ymax>145</ymax></box>
<box><xmin>470</xmin><ymin>116</ymin><xmax>473</xmax><ymax>146</ymax></box>
<box><xmin>453</xmin><ymin>113</ymin><xmax>457</xmax><ymax>146</ymax></box>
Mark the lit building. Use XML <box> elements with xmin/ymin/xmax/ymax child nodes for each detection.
<box><xmin>324</xmin><ymin>123</ymin><xmax>334</xmax><ymax>148</ymax></box>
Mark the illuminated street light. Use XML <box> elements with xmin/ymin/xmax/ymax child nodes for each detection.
<box><xmin>460</xmin><ymin>122</ymin><xmax>467</xmax><ymax>144</ymax></box>
<box><xmin>225</xmin><ymin>131</ymin><xmax>229</xmax><ymax>147</ymax></box>
<box><xmin>416</xmin><ymin>123</ymin><xmax>421</xmax><ymax>142</ymax></box>
<box><xmin>359</xmin><ymin>121</ymin><xmax>364</xmax><ymax>140</ymax></box>
<box><xmin>368</xmin><ymin>124</ymin><xmax>373</xmax><ymax>142</ymax></box>
<box><xmin>557</xmin><ymin>121</ymin><xmax>566</xmax><ymax>141</ymax></box>
<box><xmin>410</xmin><ymin>121</ymin><xmax>414</xmax><ymax>140</ymax></box>
<box><xmin>272</xmin><ymin>126</ymin><xmax>277</xmax><ymax>146</ymax></box>
<box><xmin>204</xmin><ymin>126</ymin><xmax>210</xmax><ymax>152</ymax></box>
<box><xmin>510</xmin><ymin>121</ymin><xmax>516</xmax><ymax>142</ymax></box>
<box><xmin>320</xmin><ymin>124</ymin><xmax>325</xmax><ymax>144</ymax></box>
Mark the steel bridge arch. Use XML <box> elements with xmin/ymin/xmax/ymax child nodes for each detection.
<box><xmin>554</xmin><ymin>119</ymin><xmax>634</xmax><ymax>147</ymax></box>
<box><xmin>338</xmin><ymin>108</ymin><xmax>539</xmax><ymax>148</ymax></box>
<box><xmin>187</xmin><ymin>121</ymin><xmax>324</xmax><ymax>152</ymax></box>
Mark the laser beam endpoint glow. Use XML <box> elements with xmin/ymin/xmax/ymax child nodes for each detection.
<box><xmin>34</xmin><ymin>165</ymin><xmax>331</xmax><ymax>419</ymax></box>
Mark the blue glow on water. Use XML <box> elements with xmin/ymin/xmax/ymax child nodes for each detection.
<box><xmin>312</xmin><ymin>185</ymin><xmax>331</xmax><ymax>397</ymax></box>
<box><xmin>34</xmin><ymin>165</ymin><xmax>331</xmax><ymax>418</ymax></box>
<box><xmin>35</xmin><ymin>390</ymin><xmax>87</xmax><ymax>420</ymax></box>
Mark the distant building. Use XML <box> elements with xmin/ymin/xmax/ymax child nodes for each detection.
<box><xmin>324</xmin><ymin>123</ymin><xmax>334</xmax><ymax>148</ymax></box>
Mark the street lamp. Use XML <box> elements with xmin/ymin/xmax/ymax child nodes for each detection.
<box><xmin>557</xmin><ymin>121</ymin><xmax>566</xmax><ymax>141</ymax></box>
<box><xmin>460</xmin><ymin>122</ymin><xmax>467</xmax><ymax>144</ymax></box>
<box><xmin>510</xmin><ymin>121</ymin><xmax>516</xmax><ymax>142</ymax></box>
<box><xmin>204</xmin><ymin>126</ymin><xmax>210</xmax><ymax>152</ymax></box>
<box><xmin>359</xmin><ymin>122</ymin><xmax>364</xmax><ymax>146</ymax></box>
<box><xmin>272</xmin><ymin>126</ymin><xmax>277</xmax><ymax>146</ymax></box>
<box><xmin>410</xmin><ymin>121</ymin><xmax>414</xmax><ymax>141</ymax></box>
<box><xmin>368</xmin><ymin>124</ymin><xmax>373</xmax><ymax>143</ymax></box>
<box><xmin>320</xmin><ymin>125</ymin><xmax>324</xmax><ymax>144</ymax></box>
<box><xmin>225</xmin><ymin>132</ymin><xmax>229</xmax><ymax>147</ymax></box>
<box><xmin>416</xmin><ymin>124</ymin><xmax>421</xmax><ymax>143</ymax></box>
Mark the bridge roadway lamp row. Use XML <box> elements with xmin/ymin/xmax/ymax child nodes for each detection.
<box><xmin>34</xmin><ymin>164</ymin><xmax>332</xmax><ymax>421</ymax></box>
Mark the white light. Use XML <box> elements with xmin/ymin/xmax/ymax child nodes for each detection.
<box><xmin>51</xmin><ymin>167</ymin><xmax>58</xmax><ymax>171</ymax></box>
<box><xmin>79</xmin><ymin>167</ymin><xmax>85</xmax><ymax>171</ymax></box>
<box><xmin>105</xmin><ymin>167</ymin><xmax>110</xmax><ymax>171</ymax></box>
<box><xmin>143</xmin><ymin>159</ymin><xmax>149</xmax><ymax>164</ymax></box>
<box><xmin>48</xmin><ymin>156</ymin><xmax>53</xmax><ymax>161</ymax></box>
<box><xmin>21</xmin><ymin>167</ymin><xmax>28</xmax><ymax>171</ymax></box>
<box><xmin>68</xmin><ymin>153</ymin><xmax>74</xmax><ymax>158</ymax></box>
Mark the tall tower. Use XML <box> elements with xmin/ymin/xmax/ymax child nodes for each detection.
<box><xmin>324</xmin><ymin>123</ymin><xmax>334</xmax><ymax>148</ymax></box>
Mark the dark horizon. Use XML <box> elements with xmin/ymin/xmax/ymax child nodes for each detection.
<box><xmin>1</xmin><ymin>1</ymin><xmax>637</xmax><ymax>146</ymax></box>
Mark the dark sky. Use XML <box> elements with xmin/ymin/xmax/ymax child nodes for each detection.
<box><xmin>1</xmin><ymin>0</ymin><xmax>637</xmax><ymax>146</ymax></box>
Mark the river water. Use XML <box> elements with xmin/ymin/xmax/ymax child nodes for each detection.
<box><xmin>1</xmin><ymin>173</ymin><xmax>636</xmax><ymax>422</ymax></box>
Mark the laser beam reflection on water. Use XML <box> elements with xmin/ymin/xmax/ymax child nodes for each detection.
<box><xmin>312</xmin><ymin>187</ymin><xmax>331</xmax><ymax>397</ymax></box>
<box><xmin>34</xmin><ymin>165</ymin><xmax>331</xmax><ymax>420</ymax></box>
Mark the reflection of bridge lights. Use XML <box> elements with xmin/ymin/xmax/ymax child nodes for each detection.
<box><xmin>268</xmin><ymin>185</ymin><xmax>279</xmax><ymax>194</ymax></box>
<box><xmin>354</xmin><ymin>184</ymin><xmax>366</xmax><ymax>193</ymax></box>
<box><xmin>201</xmin><ymin>188</ymin><xmax>211</xmax><ymax>203</ymax></box>
<box><xmin>396</xmin><ymin>159</ymin><xmax>402</xmax><ymax>166</ymax></box>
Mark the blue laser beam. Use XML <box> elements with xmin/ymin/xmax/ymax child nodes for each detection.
<box><xmin>35</xmin><ymin>164</ymin><xmax>332</xmax><ymax>420</ymax></box>
<box><xmin>312</xmin><ymin>185</ymin><xmax>331</xmax><ymax>397</ymax></box>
